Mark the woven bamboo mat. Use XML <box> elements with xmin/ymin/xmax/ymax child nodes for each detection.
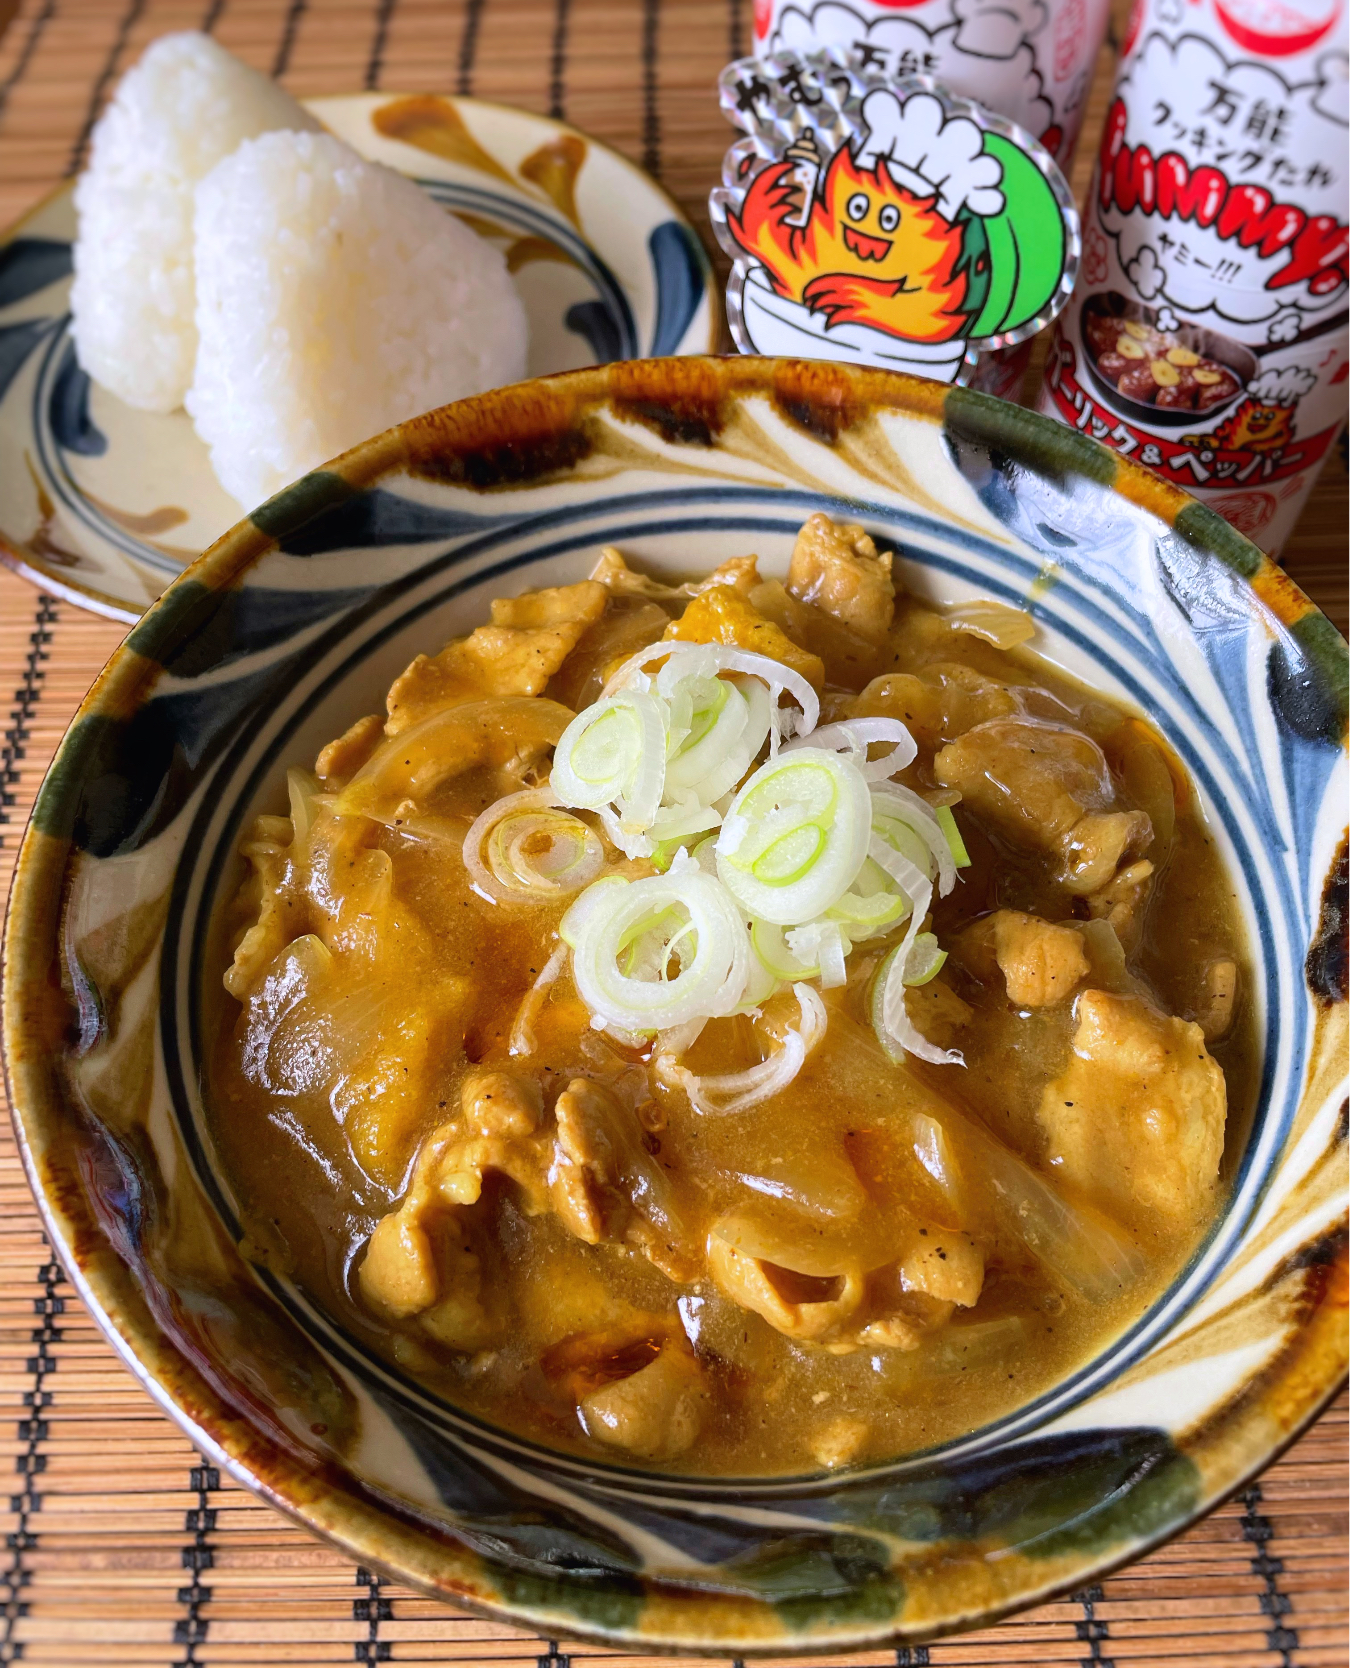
<box><xmin>0</xmin><ymin>0</ymin><xmax>1346</xmax><ymax>1662</ymax></box>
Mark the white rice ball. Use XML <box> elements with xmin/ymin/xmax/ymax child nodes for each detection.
<box><xmin>186</xmin><ymin>130</ymin><xmax>528</xmax><ymax>509</ymax></box>
<box><xmin>70</xmin><ymin>32</ymin><xmax>318</xmax><ymax>413</ymax></box>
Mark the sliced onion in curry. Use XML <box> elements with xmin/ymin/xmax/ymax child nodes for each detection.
<box><xmin>462</xmin><ymin>788</ymin><xmax>604</xmax><ymax>904</ymax></box>
<box><xmin>657</xmin><ymin>982</ymin><xmax>827</xmax><ymax>1115</ymax></box>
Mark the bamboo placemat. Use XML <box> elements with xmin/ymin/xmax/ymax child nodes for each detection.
<box><xmin>0</xmin><ymin>1</ymin><xmax>1345</xmax><ymax>1662</ymax></box>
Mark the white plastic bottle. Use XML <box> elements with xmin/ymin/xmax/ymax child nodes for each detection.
<box><xmin>753</xmin><ymin>0</ymin><xmax>1114</xmax><ymax>170</ymax></box>
<box><xmin>1037</xmin><ymin>0</ymin><xmax>1348</xmax><ymax>555</ymax></box>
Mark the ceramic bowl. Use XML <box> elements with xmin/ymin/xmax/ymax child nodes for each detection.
<box><xmin>0</xmin><ymin>92</ymin><xmax>716</xmax><ymax>621</ymax></box>
<box><xmin>3</xmin><ymin>358</ymin><xmax>1346</xmax><ymax>1656</ymax></box>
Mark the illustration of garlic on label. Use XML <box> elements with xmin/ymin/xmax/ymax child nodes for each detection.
<box><xmin>710</xmin><ymin>51</ymin><xmax>1080</xmax><ymax>383</ymax></box>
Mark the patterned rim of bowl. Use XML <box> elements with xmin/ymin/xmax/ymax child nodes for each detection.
<box><xmin>0</xmin><ymin>91</ymin><xmax>719</xmax><ymax>622</ymax></box>
<box><xmin>3</xmin><ymin>357</ymin><xmax>1346</xmax><ymax>1655</ymax></box>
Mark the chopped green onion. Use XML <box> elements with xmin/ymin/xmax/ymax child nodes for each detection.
<box><xmin>870</xmin><ymin>917</ymin><xmax>964</xmax><ymax>1069</ymax></box>
<box><xmin>716</xmin><ymin>748</ymin><xmax>870</xmax><ymax>925</ymax></box>
<box><xmin>785</xmin><ymin>716</ymin><xmax>916</xmax><ymax>781</ymax></box>
<box><xmin>903</xmin><ymin>933</ymin><xmax>947</xmax><ymax>986</ymax></box>
<box><xmin>826</xmin><ymin>861</ymin><xmax>912</xmax><ymax>937</ymax></box>
<box><xmin>604</xmin><ymin>640</ymin><xmax>820</xmax><ymax>748</ymax></box>
<box><xmin>750</xmin><ymin>919</ymin><xmax>817</xmax><ymax>982</ymax></box>
<box><xmin>564</xmin><ymin>854</ymin><xmax>751</xmax><ymax>1031</ymax></box>
<box><xmin>936</xmin><ymin>804</ymin><xmax>971</xmax><ymax>868</ymax></box>
<box><xmin>786</xmin><ymin>920</ymin><xmax>848</xmax><ymax>987</ymax></box>
<box><xmin>552</xmin><ymin>688</ymin><xmax>666</xmax><ymax>833</ymax></box>
<box><xmin>656</xmin><ymin>983</ymin><xmax>827</xmax><ymax>1115</ymax></box>
<box><xmin>872</xmin><ymin>785</ymin><xmax>957</xmax><ymax>895</ymax></box>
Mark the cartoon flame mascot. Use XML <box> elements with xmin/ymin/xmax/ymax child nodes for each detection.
<box><xmin>1194</xmin><ymin>365</ymin><xmax>1316</xmax><ymax>455</ymax></box>
<box><xmin>724</xmin><ymin>88</ymin><xmax>1068</xmax><ymax>381</ymax></box>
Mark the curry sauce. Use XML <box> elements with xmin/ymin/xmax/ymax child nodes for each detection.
<box><xmin>207</xmin><ymin>517</ymin><xmax>1256</xmax><ymax>1476</ymax></box>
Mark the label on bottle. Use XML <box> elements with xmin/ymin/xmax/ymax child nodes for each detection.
<box><xmin>1037</xmin><ymin>0</ymin><xmax>1348</xmax><ymax>554</ymax></box>
<box><xmin>754</xmin><ymin>0</ymin><xmax>1113</xmax><ymax>167</ymax></box>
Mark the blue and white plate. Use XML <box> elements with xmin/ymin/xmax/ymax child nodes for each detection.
<box><xmin>0</xmin><ymin>93</ymin><xmax>716</xmax><ymax>621</ymax></box>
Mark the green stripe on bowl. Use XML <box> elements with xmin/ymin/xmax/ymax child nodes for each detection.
<box><xmin>943</xmin><ymin>386</ymin><xmax>1118</xmax><ymax>486</ymax></box>
<box><xmin>251</xmin><ymin>470</ymin><xmax>358</xmax><ymax>541</ymax></box>
<box><xmin>1173</xmin><ymin>500</ymin><xmax>1264</xmax><ymax>580</ymax></box>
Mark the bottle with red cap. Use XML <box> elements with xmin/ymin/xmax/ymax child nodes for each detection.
<box><xmin>1037</xmin><ymin>0</ymin><xmax>1348</xmax><ymax>556</ymax></box>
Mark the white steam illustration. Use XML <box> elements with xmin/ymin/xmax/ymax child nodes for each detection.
<box><xmin>1248</xmin><ymin>366</ymin><xmax>1317</xmax><ymax>406</ymax></box>
<box><xmin>1126</xmin><ymin>245</ymin><xmax>1166</xmax><ymax>301</ymax></box>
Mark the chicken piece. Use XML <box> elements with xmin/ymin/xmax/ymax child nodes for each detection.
<box><xmin>490</xmin><ymin>585</ymin><xmax>606</xmax><ymax>634</ymax></box>
<box><xmin>315</xmin><ymin>714</ymin><xmax>384</xmax><ymax>788</ymax></box>
<box><xmin>1085</xmin><ymin>858</ymin><xmax>1155</xmax><ymax>946</ymax></box>
<box><xmin>385</xmin><ymin>580</ymin><xmax>606</xmax><ymax>734</ymax></box>
<box><xmin>787</xmin><ymin>513</ymin><xmax>895</xmax><ymax>644</ymax></box>
<box><xmin>962</xmin><ymin>910</ymin><xmax>1090</xmax><ymax>1008</ymax></box>
<box><xmin>1194</xmin><ymin>957</ymin><xmax>1237</xmax><ymax>1041</ymax></box>
<box><xmin>853</xmin><ymin>664</ymin><xmax>1020</xmax><ymax>751</ymax></box>
<box><xmin>548</xmin><ymin>597</ymin><xmax>668</xmax><ymax>711</ymax></box>
<box><xmin>432</xmin><ymin>1128</ymin><xmax>550</xmax><ymax>1214</ymax></box>
<box><xmin>358</xmin><ymin>1069</ymin><xmax>552</xmax><ymax>1338</ymax></box>
<box><xmin>548</xmin><ymin>1079</ymin><xmax>696</xmax><ymax>1280</ymax></box>
<box><xmin>857</xmin><ymin>1295</ymin><xmax>957</xmax><ymax>1352</ymax></box>
<box><xmin>362</xmin><ymin>1208</ymin><xmax>495</xmax><ymax>1351</ymax></box>
<box><xmin>588</xmin><ymin>549</ymin><xmax>760</xmax><ymax>604</ymax></box>
<box><xmin>903</xmin><ymin>976</ymin><xmax>973</xmax><ymax>1048</ymax></box>
<box><xmin>706</xmin><ymin>1229</ymin><xmax>866</xmax><ymax>1344</ymax></box>
<box><xmin>853</xmin><ymin>1237</ymin><xmax>981</xmax><ymax>1352</ymax></box>
<box><xmin>747</xmin><ymin>579</ymin><xmax>883</xmax><ymax>692</ymax></box>
<box><xmin>1061</xmin><ymin>811</ymin><xmax>1153</xmax><ymax>895</ymax></box>
<box><xmin>935</xmin><ymin>719</ymin><xmax>1112</xmax><ymax>847</ymax></box>
<box><xmin>690</xmin><ymin>554</ymin><xmax>762</xmax><ymax>596</ymax></box>
<box><xmin>360</xmin><ymin>1183</ymin><xmax>496</xmax><ymax>1347</ymax></box>
<box><xmin>224</xmin><ymin>816</ymin><xmax>297</xmax><ymax>1000</ymax></box>
<box><xmin>416</xmin><ymin>1227</ymin><xmax>499</xmax><ymax>1351</ymax></box>
<box><xmin>936</xmin><ymin>720</ymin><xmax>1158</xmax><ymax>919</ymax></box>
<box><xmin>360</xmin><ymin>1208</ymin><xmax>441</xmax><ymax>1319</ymax></box>
<box><xmin>1037</xmin><ymin>990</ymin><xmax>1226</xmax><ymax>1222</ymax></box>
<box><xmin>423</xmin><ymin>1070</ymin><xmax>551</xmax><ymax>1213</ymax></box>
<box><xmin>549</xmin><ymin>1087</ymin><xmax>607</xmax><ymax>1244</ymax></box>
<box><xmin>589</xmin><ymin>546</ymin><xmax>684</xmax><ymax>600</ymax></box>
<box><xmin>461</xmin><ymin>1068</ymin><xmax>541</xmax><ymax>1139</ymax></box>
<box><xmin>706</xmin><ymin>1194</ymin><xmax>975</xmax><ymax>1354</ymax></box>
<box><xmin>896</xmin><ymin>1229</ymin><xmax>983</xmax><ymax>1306</ymax></box>
<box><xmin>809</xmin><ymin>1416</ymin><xmax>870</xmax><ymax>1470</ymax></box>
<box><xmin>578</xmin><ymin>1339</ymin><xmax>709</xmax><ymax>1461</ymax></box>
<box><xmin>664</xmin><ymin>585</ymin><xmax>825</xmax><ymax>691</ymax></box>
<box><xmin>336</xmin><ymin>697</ymin><xmax>573</xmax><ymax>826</ymax></box>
